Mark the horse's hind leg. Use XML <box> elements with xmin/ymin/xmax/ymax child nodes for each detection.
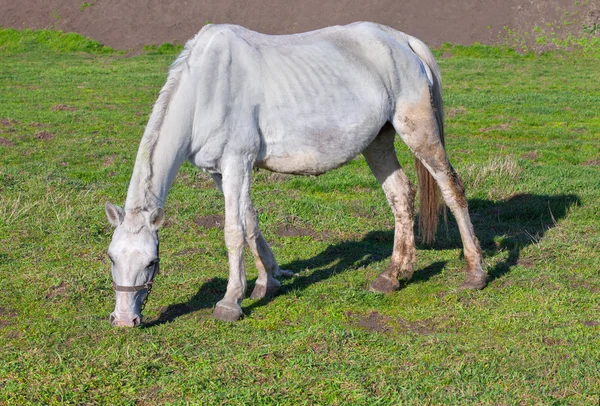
<box><xmin>393</xmin><ymin>89</ymin><xmax>487</xmax><ymax>289</ymax></box>
<box><xmin>363</xmin><ymin>123</ymin><xmax>417</xmax><ymax>293</ymax></box>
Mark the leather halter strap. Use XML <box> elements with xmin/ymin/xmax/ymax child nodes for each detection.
<box><xmin>111</xmin><ymin>259</ymin><xmax>159</xmax><ymax>292</ymax></box>
<box><xmin>111</xmin><ymin>241</ymin><xmax>160</xmax><ymax>293</ymax></box>
<box><xmin>112</xmin><ymin>280</ymin><xmax>154</xmax><ymax>292</ymax></box>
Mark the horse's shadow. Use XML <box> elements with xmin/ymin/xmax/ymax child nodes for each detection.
<box><xmin>144</xmin><ymin>193</ymin><xmax>579</xmax><ymax>327</ymax></box>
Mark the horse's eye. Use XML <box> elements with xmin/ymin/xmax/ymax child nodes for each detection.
<box><xmin>145</xmin><ymin>259</ymin><xmax>158</xmax><ymax>270</ymax></box>
<box><xmin>108</xmin><ymin>256</ymin><xmax>115</xmax><ymax>265</ymax></box>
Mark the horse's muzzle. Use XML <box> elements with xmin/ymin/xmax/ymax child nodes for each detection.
<box><xmin>109</xmin><ymin>312</ymin><xmax>141</xmax><ymax>327</ymax></box>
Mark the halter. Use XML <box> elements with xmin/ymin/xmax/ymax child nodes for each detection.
<box><xmin>111</xmin><ymin>241</ymin><xmax>160</xmax><ymax>311</ymax></box>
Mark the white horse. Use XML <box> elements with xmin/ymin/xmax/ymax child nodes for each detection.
<box><xmin>105</xmin><ymin>22</ymin><xmax>486</xmax><ymax>327</ymax></box>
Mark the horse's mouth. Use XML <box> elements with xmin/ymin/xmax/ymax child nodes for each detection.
<box><xmin>109</xmin><ymin>312</ymin><xmax>141</xmax><ymax>327</ymax></box>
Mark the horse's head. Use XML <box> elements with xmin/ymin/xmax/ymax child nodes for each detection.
<box><xmin>105</xmin><ymin>202</ymin><xmax>164</xmax><ymax>327</ymax></box>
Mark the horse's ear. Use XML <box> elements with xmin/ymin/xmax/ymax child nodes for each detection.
<box><xmin>147</xmin><ymin>207</ymin><xmax>165</xmax><ymax>231</ymax></box>
<box><xmin>105</xmin><ymin>202</ymin><xmax>125</xmax><ymax>227</ymax></box>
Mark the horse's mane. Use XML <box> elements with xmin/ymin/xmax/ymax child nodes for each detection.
<box><xmin>126</xmin><ymin>34</ymin><xmax>200</xmax><ymax>211</ymax></box>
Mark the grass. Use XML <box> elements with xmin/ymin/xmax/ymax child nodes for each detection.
<box><xmin>0</xmin><ymin>29</ymin><xmax>599</xmax><ymax>404</ymax></box>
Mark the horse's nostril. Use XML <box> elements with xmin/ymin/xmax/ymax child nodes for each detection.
<box><xmin>110</xmin><ymin>313</ymin><xmax>140</xmax><ymax>327</ymax></box>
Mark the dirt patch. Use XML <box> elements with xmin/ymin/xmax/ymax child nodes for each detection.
<box><xmin>103</xmin><ymin>156</ymin><xmax>115</xmax><ymax>167</ymax></box>
<box><xmin>521</xmin><ymin>151</ymin><xmax>539</xmax><ymax>161</ymax></box>
<box><xmin>0</xmin><ymin>137</ymin><xmax>14</xmax><ymax>147</ymax></box>
<box><xmin>446</xmin><ymin>107</ymin><xmax>467</xmax><ymax>118</ymax></box>
<box><xmin>277</xmin><ymin>224</ymin><xmax>319</xmax><ymax>238</ymax></box>
<box><xmin>0</xmin><ymin>307</ymin><xmax>17</xmax><ymax>319</ymax></box>
<box><xmin>398</xmin><ymin>318</ymin><xmax>436</xmax><ymax>335</ymax></box>
<box><xmin>351</xmin><ymin>202</ymin><xmax>381</xmax><ymax>220</ymax></box>
<box><xmin>137</xmin><ymin>386</ymin><xmax>161</xmax><ymax>403</ymax></box>
<box><xmin>173</xmin><ymin>247</ymin><xmax>207</xmax><ymax>257</ymax></box>
<box><xmin>0</xmin><ymin>118</ymin><xmax>18</xmax><ymax>127</ymax></box>
<box><xmin>0</xmin><ymin>306</ymin><xmax>18</xmax><ymax>328</ymax></box>
<box><xmin>517</xmin><ymin>257</ymin><xmax>535</xmax><ymax>268</ymax></box>
<box><xmin>35</xmin><ymin>131</ymin><xmax>55</xmax><ymax>140</ymax></box>
<box><xmin>348</xmin><ymin>311</ymin><xmax>392</xmax><ymax>333</ymax></box>
<box><xmin>5</xmin><ymin>330</ymin><xmax>22</xmax><ymax>339</ymax></box>
<box><xmin>51</xmin><ymin>104</ymin><xmax>78</xmax><ymax>112</ymax></box>
<box><xmin>479</xmin><ymin>123</ymin><xmax>511</xmax><ymax>133</ymax></box>
<box><xmin>582</xmin><ymin>159</ymin><xmax>600</xmax><ymax>166</ymax></box>
<box><xmin>310</xmin><ymin>343</ymin><xmax>328</xmax><ymax>354</ymax></box>
<box><xmin>581</xmin><ymin>320</ymin><xmax>599</xmax><ymax>327</ymax></box>
<box><xmin>102</xmin><ymin>154</ymin><xmax>120</xmax><ymax>167</ymax></box>
<box><xmin>45</xmin><ymin>281</ymin><xmax>68</xmax><ymax>300</ymax></box>
<box><xmin>568</xmin><ymin>277</ymin><xmax>600</xmax><ymax>294</ymax></box>
<box><xmin>276</xmin><ymin>217</ymin><xmax>335</xmax><ymax>241</ymax></box>
<box><xmin>194</xmin><ymin>214</ymin><xmax>224</xmax><ymax>230</ymax></box>
<box><xmin>543</xmin><ymin>337</ymin><xmax>565</xmax><ymax>346</ymax></box>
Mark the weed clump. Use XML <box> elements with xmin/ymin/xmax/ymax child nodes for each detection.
<box><xmin>0</xmin><ymin>28</ymin><xmax>116</xmax><ymax>54</ymax></box>
<box><xmin>142</xmin><ymin>43</ymin><xmax>184</xmax><ymax>55</ymax></box>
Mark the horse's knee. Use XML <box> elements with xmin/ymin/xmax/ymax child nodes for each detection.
<box><xmin>224</xmin><ymin>225</ymin><xmax>245</xmax><ymax>250</ymax></box>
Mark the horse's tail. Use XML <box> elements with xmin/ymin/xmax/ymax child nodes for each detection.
<box><xmin>407</xmin><ymin>36</ymin><xmax>445</xmax><ymax>245</ymax></box>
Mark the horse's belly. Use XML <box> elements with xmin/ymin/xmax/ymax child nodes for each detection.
<box><xmin>256</xmin><ymin>151</ymin><xmax>350</xmax><ymax>176</ymax></box>
<box><xmin>256</xmin><ymin>82</ymin><xmax>389</xmax><ymax>175</ymax></box>
<box><xmin>255</xmin><ymin>125</ymin><xmax>381</xmax><ymax>175</ymax></box>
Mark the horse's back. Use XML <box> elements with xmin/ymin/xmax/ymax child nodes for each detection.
<box><xmin>187</xmin><ymin>23</ymin><xmax>432</xmax><ymax>175</ymax></box>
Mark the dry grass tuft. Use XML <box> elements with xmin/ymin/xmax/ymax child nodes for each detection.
<box><xmin>461</xmin><ymin>155</ymin><xmax>522</xmax><ymax>196</ymax></box>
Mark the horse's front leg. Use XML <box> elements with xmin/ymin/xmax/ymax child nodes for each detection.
<box><xmin>245</xmin><ymin>204</ymin><xmax>284</xmax><ymax>299</ymax></box>
<box><xmin>212</xmin><ymin>157</ymin><xmax>253</xmax><ymax>322</ymax></box>
<box><xmin>210</xmin><ymin>173</ymin><xmax>293</xmax><ymax>303</ymax></box>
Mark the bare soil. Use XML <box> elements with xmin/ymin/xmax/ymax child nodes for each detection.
<box><xmin>276</xmin><ymin>224</ymin><xmax>318</xmax><ymax>238</ymax></box>
<box><xmin>194</xmin><ymin>214</ymin><xmax>224</xmax><ymax>230</ymax></box>
<box><xmin>51</xmin><ymin>104</ymin><xmax>78</xmax><ymax>112</ymax></box>
<box><xmin>0</xmin><ymin>136</ymin><xmax>14</xmax><ymax>147</ymax></box>
<box><xmin>1</xmin><ymin>0</ymin><xmax>596</xmax><ymax>51</ymax></box>
<box><xmin>582</xmin><ymin>159</ymin><xmax>600</xmax><ymax>166</ymax></box>
<box><xmin>45</xmin><ymin>281</ymin><xmax>68</xmax><ymax>300</ymax></box>
<box><xmin>35</xmin><ymin>131</ymin><xmax>55</xmax><ymax>140</ymax></box>
<box><xmin>521</xmin><ymin>151</ymin><xmax>539</xmax><ymax>161</ymax></box>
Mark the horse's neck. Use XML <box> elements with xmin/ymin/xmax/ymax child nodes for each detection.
<box><xmin>123</xmin><ymin>44</ymin><xmax>196</xmax><ymax>212</ymax></box>
<box><xmin>124</xmin><ymin>122</ymin><xmax>190</xmax><ymax>211</ymax></box>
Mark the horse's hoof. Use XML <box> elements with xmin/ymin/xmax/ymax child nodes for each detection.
<box><xmin>369</xmin><ymin>274</ymin><xmax>400</xmax><ymax>293</ymax></box>
<box><xmin>213</xmin><ymin>301</ymin><xmax>243</xmax><ymax>322</ymax></box>
<box><xmin>460</xmin><ymin>272</ymin><xmax>488</xmax><ymax>290</ymax></box>
<box><xmin>250</xmin><ymin>282</ymin><xmax>280</xmax><ymax>299</ymax></box>
<box><xmin>397</xmin><ymin>267</ymin><xmax>414</xmax><ymax>282</ymax></box>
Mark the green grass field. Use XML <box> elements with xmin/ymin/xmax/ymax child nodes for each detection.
<box><xmin>0</xmin><ymin>29</ymin><xmax>599</xmax><ymax>404</ymax></box>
